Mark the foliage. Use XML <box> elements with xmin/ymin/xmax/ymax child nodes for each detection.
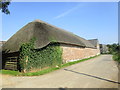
<box><xmin>107</xmin><ymin>43</ymin><xmax>120</xmax><ymax>63</ymax></box>
<box><xmin>112</xmin><ymin>52</ymin><xmax>120</xmax><ymax>63</ymax></box>
<box><xmin>0</xmin><ymin>0</ymin><xmax>11</xmax><ymax>14</ymax></box>
<box><xmin>1</xmin><ymin>55</ymin><xmax>100</xmax><ymax>76</ymax></box>
<box><xmin>18</xmin><ymin>38</ymin><xmax>62</xmax><ymax>72</ymax></box>
<box><xmin>107</xmin><ymin>43</ymin><xmax>119</xmax><ymax>54</ymax></box>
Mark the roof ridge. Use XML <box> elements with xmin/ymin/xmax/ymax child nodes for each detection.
<box><xmin>33</xmin><ymin>19</ymin><xmax>45</xmax><ymax>23</ymax></box>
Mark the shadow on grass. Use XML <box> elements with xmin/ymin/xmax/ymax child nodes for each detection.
<box><xmin>64</xmin><ymin>69</ymin><xmax>120</xmax><ymax>84</ymax></box>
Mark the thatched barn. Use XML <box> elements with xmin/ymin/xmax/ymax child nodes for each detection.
<box><xmin>2</xmin><ymin>20</ymin><xmax>100</xmax><ymax>71</ymax></box>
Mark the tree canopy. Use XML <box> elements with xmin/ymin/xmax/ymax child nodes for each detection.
<box><xmin>107</xmin><ymin>43</ymin><xmax>119</xmax><ymax>54</ymax></box>
<box><xmin>0</xmin><ymin>0</ymin><xmax>11</xmax><ymax>14</ymax></box>
<box><xmin>107</xmin><ymin>43</ymin><xmax>120</xmax><ymax>63</ymax></box>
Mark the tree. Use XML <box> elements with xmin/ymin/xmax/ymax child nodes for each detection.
<box><xmin>0</xmin><ymin>0</ymin><xmax>11</xmax><ymax>14</ymax></box>
<box><xmin>107</xmin><ymin>43</ymin><xmax>120</xmax><ymax>63</ymax></box>
<box><xmin>107</xmin><ymin>43</ymin><xmax>119</xmax><ymax>54</ymax></box>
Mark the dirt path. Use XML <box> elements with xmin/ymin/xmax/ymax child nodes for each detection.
<box><xmin>1</xmin><ymin>55</ymin><xmax>119</xmax><ymax>88</ymax></box>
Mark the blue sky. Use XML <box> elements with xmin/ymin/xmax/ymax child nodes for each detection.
<box><xmin>1</xmin><ymin>2</ymin><xmax>118</xmax><ymax>44</ymax></box>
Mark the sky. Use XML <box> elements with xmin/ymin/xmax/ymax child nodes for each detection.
<box><xmin>1</xmin><ymin>2</ymin><xmax>118</xmax><ymax>44</ymax></box>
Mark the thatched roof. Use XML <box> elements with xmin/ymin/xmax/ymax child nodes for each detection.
<box><xmin>88</xmin><ymin>39</ymin><xmax>99</xmax><ymax>48</ymax></box>
<box><xmin>2</xmin><ymin>20</ymin><xmax>95</xmax><ymax>52</ymax></box>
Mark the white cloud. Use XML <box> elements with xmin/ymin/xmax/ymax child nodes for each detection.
<box><xmin>53</xmin><ymin>4</ymin><xmax>83</xmax><ymax>19</ymax></box>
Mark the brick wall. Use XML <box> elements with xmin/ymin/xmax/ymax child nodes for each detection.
<box><xmin>60</xmin><ymin>44</ymin><xmax>100</xmax><ymax>63</ymax></box>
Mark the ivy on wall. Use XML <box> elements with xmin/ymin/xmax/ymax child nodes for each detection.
<box><xmin>18</xmin><ymin>38</ymin><xmax>62</xmax><ymax>73</ymax></box>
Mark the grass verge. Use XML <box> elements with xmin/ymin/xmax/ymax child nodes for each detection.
<box><xmin>0</xmin><ymin>70</ymin><xmax>20</xmax><ymax>76</ymax></box>
<box><xmin>0</xmin><ymin>55</ymin><xmax>100</xmax><ymax>76</ymax></box>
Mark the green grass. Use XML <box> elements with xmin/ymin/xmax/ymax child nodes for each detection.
<box><xmin>61</xmin><ymin>55</ymin><xmax>99</xmax><ymax>68</ymax></box>
<box><xmin>0</xmin><ymin>70</ymin><xmax>20</xmax><ymax>76</ymax></box>
<box><xmin>0</xmin><ymin>55</ymin><xmax>100</xmax><ymax>76</ymax></box>
<box><xmin>21</xmin><ymin>67</ymin><xmax>60</xmax><ymax>76</ymax></box>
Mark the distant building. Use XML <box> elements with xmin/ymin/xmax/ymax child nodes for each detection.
<box><xmin>99</xmin><ymin>44</ymin><xmax>109</xmax><ymax>54</ymax></box>
<box><xmin>0</xmin><ymin>41</ymin><xmax>6</xmax><ymax>48</ymax></box>
<box><xmin>88</xmin><ymin>39</ymin><xmax>100</xmax><ymax>55</ymax></box>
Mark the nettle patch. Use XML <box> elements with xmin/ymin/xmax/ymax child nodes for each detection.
<box><xmin>18</xmin><ymin>38</ymin><xmax>62</xmax><ymax>73</ymax></box>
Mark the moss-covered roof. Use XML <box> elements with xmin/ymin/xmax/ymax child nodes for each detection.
<box><xmin>2</xmin><ymin>20</ymin><xmax>95</xmax><ymax>52</ymax></box>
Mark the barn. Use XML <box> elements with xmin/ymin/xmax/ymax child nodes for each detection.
<box><xmin>2</xmin><ymin>20</ymin><xmax>100</xmax><ymax>72</ymax></box>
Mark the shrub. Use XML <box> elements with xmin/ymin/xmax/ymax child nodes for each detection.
<box><xmin>18</xmin><ymin>38</ymin><xmax>62</xmax><ymax>72</ymax></box>
<box><xmin>113</xmin><ymin>52</ymin><xmax>120</xmax><ymax>63</ymax></box>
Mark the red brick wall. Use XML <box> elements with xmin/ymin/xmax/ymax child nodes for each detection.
<box><xmin>60</xmin><ymin>44</ymin><xmax>100</xmax><ymax>63</ymax></box>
